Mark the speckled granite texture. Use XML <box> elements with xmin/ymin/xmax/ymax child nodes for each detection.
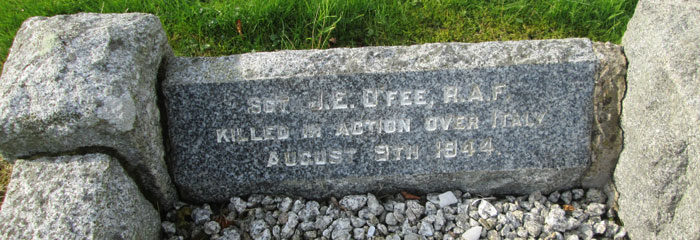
<box><xmin>0</xmin><ymin>154</ymin><xmax>160</xmax><ymax>239</ymax></box>
<box><xmin>163</xmin><ymin>39</ymin><xmax>600</xmax><ymax>202</ymax></box>
<box><xmin>616</xmin><ymin>0</ymin><xmax>700</xmax><ymax>238</ymax></box>
<box><xmin>0</xmin><ymin>13</ymin><xmax>176</xmax><ymax>209</ymax></box>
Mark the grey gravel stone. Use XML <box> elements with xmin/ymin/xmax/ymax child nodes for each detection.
<box><xmin>425</xmin><ymin>202</ymin><xmax>439</xmax><ymax>216</ymax></box>
<box><xmin>524</xmin><ymin>221</ymin><xmax>542</xmax><ymax>237</ymax></box>
<box><xmin>229</xmin><ymin>197</ymin><xmax>247</xmax><ymax>214</ymax></box>
<box><xmin>593</xmin><ymin>221</ymin><xmax>606</xmax><ymax>235</ymax></box>
<box><xmin>162</xmin><ymin>221</ymin><xmax>177</xmax><ymax>236</ymax></box>
<box><xmin>376</xmin><ymin>224</ymin><xmax>389</xmax><ymax>235</ymax></box>
<box><xmin>427</xmin><ymin>193</ymin><xmax>441</xmax><ymax>205</ymax></box>
<box><xmin>478</xmin><ymin>200</ymin><xmax>498</xmax><ymax>219</ymax></box>
<box><xmin>218</xmin><ymin>228</ymin><xmax>241</xmax><ymax>240</ymax></box>
<box><xmin>247</xmin><ymin>195</ymin><xmax>264</xmax><ymax>207</ymax></box>
<box><xmin>516</xmin><ymin>227</ymin><xmax>528</xmax><ymax>238</ymax></box>
<box><xmin>606</xmin><ymin>221</ymin><xmax>620</xmax><ymax>238</ymax></box>
<box><xmin>281</xmin><ymin>212</ymin><xmax>299</xmax><ymax>238</ymax></box>
<box><xmin>332</xmin><ymin>218</ymin><xmax>353</xmax><ymax>240</ymax></box>
<box><xmin>353</xmin><ymin>228</ymin><xmax>366</xmax><ymax>240</ymax></box>
<box><xmin>249</xmin><ymin>219</ymin><xmax>268</xmax><ymax>235</ymax></box>
<box><xmin>585</xmin><ymin>203</ymin><xmax>606</xmax><ymax>217</ymax></box>
<box><xmin>406</xmin><ymin>200</ymin><xmax>425</xmax><ymax>223</ymax></box>
<box><xmin>162</xmin><ymin>188</ymin><xmax>624</xmax><ymax>240</ymax></box>
<box><xmin>358</xmin><ymin>208</ymin><xmax>374</xmax><ymax>220</ymax></box>
<box><xmin>367</xmin><ymin>226</ymin><xmax>376</xmax><ymax>238</ymax></box>
<box><xmin>386</xmin><ymin>234</ymin><xmax>401</xmax><ymax>240</ymax></box>
<box><xmin>385</xmin><ymin>212</ymin><xmax>399</xmax><ymax>226</ymax></box>
<box><xmin>279</xmin><ymin>197</ymin><xmax>293</xmax><ymax>212</ymax></box>
<box><xmin>434</xmin><ymin>210</ymin><xmax>446</xmax><ymax>230</ymax></box>
<box><xmin>340</xmin><ymin>195</ymin><xmax>368</xmax><ymax>211</ymax></box>
<box><xmin>461</xmin><ymin>226</ymin><xmax>482</xmax><ymax>240</ymax></box>
<box><xmin>300</xmin><ymin>201</ymin><xmax>320</xmax><ymax>222</ymax></box>
<box><xmin>394</xmin><ymin>202</ymin><xmax>406</xmax><ymax>214</ymax></box>
<box><xmin>614</xmin><ymin>227</ymin><xmax>627</xmax><ymax>240</ymax></box>
<box><xmin>487</xmin><ymin>229</ymin><xmax>500</xmax><ymax>240</ymax></box>
<box><xmin>548</xmin><ymin>191</ymin><xmax>561</xmax><ymax>203</ymax></box>
<box><xmin>204</xmin><ymin>221</ymin><xmax>221</xmax><ymax>235</ymax></box>
<box><xmin>560</xmin><ymin>191</ymin><xmax>573</xmax><ymax>204</ymax></box>
<box><xmin>0</xmin><ymin>13</ymin><xmax>176</xmax><ymax>208</ymax></box>
<box><xmin>291</xmin><ymin>199</ymin><xmax>304</xmax><ymax>213</ymax></box>
<box><xmin>316</xmin><ymin>215</ymin><xmax>334</xmax><ymax>230</ymax></box>
<box><xmin>258</xmin><ymin>229</ymin><xmax>272</xmax><ymax>240</ymax></box>
<box><xmin>571</xmin><ymin>189</ymin><xmax>584</xmax><ymax>200</ymax></box>
<box><xmin>401</xmin><ymin>219</ymin><xmax>417</xmax><ymax>235</ymax></box>
<box><xmin>439</xmin><ymin>191</ymin><xmax>459</xmax><ymax>207</ymax></box>
<box><xmin>544</xmin><ymin>232</ymin><xmax>563</xmax><ymax>240</ymax></box>
<box><xmin>419</xmin><ymin>220</ymin><xmax>435</xmax><ymax>236</ymax></box>
<box><xmin>584</xmin><ymin>189</ymin><xmax>605</xmax><ymax>204</ymax></box>
<box><xmin>351</xmin><ymin>217</ymin><xmax>366</xmax><ymax>228</ymax></box>
<box><xmin>0</xmin><ymin>154</ymin><xmax>159</xmax><ymax>239</ymax></box>
<box><xmin>192</xmin><ymin>204</ymin><xmax>213</xmax><ymax>225</ymax></box>
<box><xmin>529</xmin><ymin>191</ymin><xmax>545</xmax><ymax>204</ymax></box>
<box><xmin>269</xmin><ymin>225</ymin><xmax>280</xmax><ymax>237</ymax></box>
<box><xmin>304</xmin><ymin>230</ymin><xmax>317</xmax><ymax>239</ymax></box>
<box><xmin>577</xmin><ymin>223</ymin><xmax>594</xmax><ymax>240</ymax></box>
<box><xmin>299</xmin><ymin>221</ymin><xmax>316</xmax><ymax>231</ymax></box>
<box><xmin>366</xmin><ymin>193</ymin><xmax>384</xmax><ymax>215</ymax></box>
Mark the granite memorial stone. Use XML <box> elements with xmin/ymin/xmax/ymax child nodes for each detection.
<box><xmin>0</xmin><ymin>13</ymin><xmax>177</xmax><ymax>208</ymax></box>
<box><xmin>164</xmin><ymin>38</ymin><xmax>619</xmax><ymax>202</ymax></box>
<box><xmin>616</xmin><ymin>0</ymin><xmax>700</xmax><ymax>238</ymax></box>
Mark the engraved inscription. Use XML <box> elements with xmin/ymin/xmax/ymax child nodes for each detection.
<box><xmin>266</xmin><ymin>148</ymin><xmax>358</xmax><ymax>167</ymax></box>
<box><xmin>211</xmin><ymin>81</ymin><xmax>558</xmax><ymax>168</ymax></box>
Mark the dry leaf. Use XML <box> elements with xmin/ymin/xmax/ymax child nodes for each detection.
<box><xmin>236</xmin><ymin>19</ymin><xmax>243</xmax><ymax>36</ymax></box>
<box><xmin>563</xmin><ymin>204</ymin><xmax>575</xmax><ymax>211</ymax></box>
<box><xmin>214</xmin><ymin>215</ymin><xmax>234</xmax><ymax>229</ymax></box>
<box><xmin>401</xmin><ymin>191</ymin><xmax>421</xmax><ymax>200</ymax></box>
<box><xmin>331</xmin><ymin>197</ymin><xmax>347</xmax><ymax>211</ymax></box>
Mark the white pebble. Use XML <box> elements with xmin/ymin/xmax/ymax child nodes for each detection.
<box><xmin>439</xmin><ymin>191</ymin><xmax>459</xmax><ymax>207</ymax></box>
<box><xmin>478</xmin><ymin>200</ymin><xmax>498</xmax><ymax>218</ymax></box>
<box><xmin>460</xmin><ymin>226</ymin><xmax>482</xmax><ymax>240</ymax></box>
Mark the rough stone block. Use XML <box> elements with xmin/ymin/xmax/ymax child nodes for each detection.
<box><xmin>616</xmin><ymin>0</ymin><xmax>700</xmax><ymax>238</ymax></box>
<box><xmin>0</xmin><ymin>13</ymin><xmax>176</xmax><ymax>208</ymax></box>
<box><xmin>163</xmin><ymin>38</ymin><xmax>622</xmax><ymax>202</ymax></box>
<box><xmin>0</xmin><ymin>154</ymin><xmax>160</xmax><ymax>239</ymax></box>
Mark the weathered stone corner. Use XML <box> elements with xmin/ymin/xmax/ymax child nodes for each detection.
<box><xmin>0</xmin><ymin>13</ymin><xmax>177</xmax><ymax>209</ymax></box>
<box><xmin>583</xmin><ymin>42</ymin><xmax>627</xmax><ymax>188</ymax></box>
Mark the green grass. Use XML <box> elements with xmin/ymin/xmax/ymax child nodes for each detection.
<box><xmin>0</xmin><ymin>0</ymin><xmax>638</xmax><ymax>206</ymax></box>
<box><xmin>0</xmin><ymin>159</ymin><xmax>11</xmax><ymax>209</ymax></box>
<box><xmin>0</xmin><ymin>0</ymin><xmax>637</xmax><ymax>70</ymax></box>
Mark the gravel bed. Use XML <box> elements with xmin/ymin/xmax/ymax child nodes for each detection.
<box><xmin>162</xmin><ymin>189</ymin><xmax>627</xmax><ymax>240</ymax></box>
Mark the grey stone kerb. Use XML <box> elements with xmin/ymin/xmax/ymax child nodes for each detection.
<box><xmin>0</xmin><ymin>13</ymin><xmax>177</xmax><ymax>209</ymax></box>
<box><xmin>163</xmin><ymin>39</ymin><xmax>625</xmax><ymax>202</ymax></box>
